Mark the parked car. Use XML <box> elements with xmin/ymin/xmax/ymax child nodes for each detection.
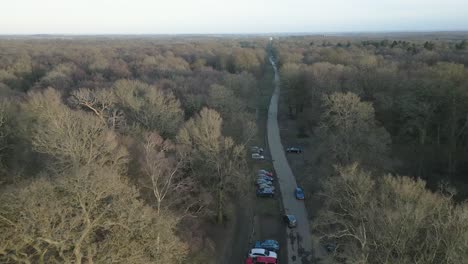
<box><xmin>257</xmin><ymin>175</ymin><xmax>273</xmax><ymax>181</ymax></box>
<box><xmin>258</xmin><ymin>184</ymin><xmax>274</xmax><ymax>190</ymax></box>
<box><xmin>258</xmin><ymin>172</ymin><xmax>273</xmax><ymax>178</ymax></box>
<box><xmin>256</xmin><ymin>179</ymin><xmax>272</xmax><ymax>186</ymax></box>
<box><xmin>286</xmin><ymin>147</ymin><xmax>302</xmax><ymax>153</ymax></box>
<box><xmin>258</xmin><ymin>170</ymin><xmax>273</xmax><ymax>176</ymax></box>
<box><xmin>252</xmin><ymin>153</ymin><xmax>265</xmax><ymax>160</ymax></box>
<box><xmin>254</xmin><ymin>240</ymin><xmax>280</xmax><ymax>252</ymax></box>
<box><xmin>251</xmin><ymin>146</ymin><xmax>264</xmax><ymax>153</ymax></box>
<box><xmin>283</xmin><ymin>214</ymin><xmax>297</xmax><ymax>228</ymax></box>
<box><xmin>256</xmin><ymin>182</ymin><xmax>273</xmax><ymax>188</ymax></box>
<box><xmin>259</xmin><ymin>186</ymin><xmax>275</xmax><ymax>192</ymax></box>
<box><xmin>245</xmin><ymin>256</ymin><xmax>277</xmax><ymax>264</ymax></box>
<box><xmin>249</xmin><ymin>248</ymin><xmax>278</xmax><ymax>259</ymax></box>
<box><xmin>294</xmin><ymin>187</ymin><xmax>305</xmax><ymax>200</ymax></box>
<box><xmin>256</xmin><ymin>188</ymin><xmax>274</xmax><ymax>197</ymax></box>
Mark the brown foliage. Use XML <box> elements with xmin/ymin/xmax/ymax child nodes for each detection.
<box><xmin>315</xmin><ymin>164</ymin><xmax>468</xmax><ymax>264</ymax></box>
<box><xmin>0</xmin><ymin>167</ymin><xmax>188</xmax><ymax>264</ymax></box>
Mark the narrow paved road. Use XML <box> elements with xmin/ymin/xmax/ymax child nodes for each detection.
<box><xmin>267</xmin><ymin>57</ymin><xmax>313</xmax><ymax>264</ymax></box>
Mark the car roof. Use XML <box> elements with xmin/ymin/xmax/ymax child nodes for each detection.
<box><xmin>286</xmin><ymin>214</ymin><xmax>296</xmax><ymax>221</ymax></box>
<box><xmin>295</xmin><ymin>187</ymin><xmax>303</xmax><ymax>191</ymax></box>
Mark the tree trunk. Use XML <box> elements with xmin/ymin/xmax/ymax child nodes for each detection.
<box><xmin>417</xmin><ymin>128</ymin><xmax>427</xmax><ymax>178</ymax></box>
<box><xmin>217</xmin><ymin>188</ymin><xmax>224</xmax><ymax>224</ymax></box>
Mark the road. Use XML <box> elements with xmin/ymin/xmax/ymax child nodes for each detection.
<box><xmin>267</xmin><ymin>57</ymin><xmax>313</xmax><ymax>264</ymax></box>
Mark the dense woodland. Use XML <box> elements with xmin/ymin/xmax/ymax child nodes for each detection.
<box><xmin>0</xmin><ymin>37</ymin><xmax>267</xmax><ymax>263</ymax></box>
<box><xmin>274</xmin><ymin>34</ymin><xmax>468</xmax><ymax>263</ymax></box>
<box><xmin>1</xmin><ymin>34</ymin><xmax>468</xmax><ymax>264</ymax></box>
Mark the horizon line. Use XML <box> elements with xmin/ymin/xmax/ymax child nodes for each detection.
<box><xmin>1</xmin><ymin>29</ymin><xmax>468</xmax><ymax>37</ymax></box>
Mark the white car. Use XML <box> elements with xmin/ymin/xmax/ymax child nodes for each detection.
<box><xmin>256</xmin><ymin>179</ymin><xmax>272</xmax><ymax>186</ymax></box>
<box><xmin>251</xmin><ymin>146</ymin><xmax>264</xmax><ymax>153</ymax></box>
<box><xmin>258</xmin><ymin>175</ymin><xmax>273</xmax><ymax>181</ymax></box>
<box><xmin>252</xmin><ymin>153</ymin><xmax>265</xmax><ymax>160</ymax></box>
<box><xmin>249</xmin><ymin>248</ymin><xmax>278</xmax><ymax>259</ymax></box>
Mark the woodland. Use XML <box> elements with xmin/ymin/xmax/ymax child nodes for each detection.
<box><xmin>274</xmin><ymin>34</ymin><xmax>468</xmax><ymax>263</ymax></box>
<box><xmin>0</xmin><ymin>37</ymin><xmax>267</xmax><ymax>263</ymax></box>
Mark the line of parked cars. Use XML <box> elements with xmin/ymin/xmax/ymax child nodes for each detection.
<box><xmin>247</xmin><ymin>145</ymin><xmax>307</xmax><ymax>263</ymax></box>
<box><xmin>256</xmin><ymin>169</ymin><xmax>275</xmax><ymax>197</ymax></box>
<box><xmin>246</xmin><ymin>240</ymin><xmax>279</xmax><ymax>264</ymax></box>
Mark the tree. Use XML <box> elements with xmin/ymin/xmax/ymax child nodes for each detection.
<box><xmin>0</xmin><ymin>100</ymin><xmax>13</xmax><ymax>178</ymax></box>
<box><xmin>69</xmin><ymin>87</ymin><xmax>126</xmax><ymax>131</ymax></box>
<box><xmin>140</xmin><ymin>132</ymin><xmax>195</xmax><ymax>214</ymax></box>
<box><xmin>432</xmin><ymin>63</ymin><xmax>468</xmax><ymax>176</ymax></box>
<box><xmin>316</xmin><ymin>92</ymin><xmax>391</xmax><ymax>169</ymax></box>
<box><xmin>314</xmin><ymin>164</ymin><xmax>468</xmax><ymax>264</ymax></box>
<box><xmin>177</xmin><ymin>108</ymin><xmax>247</xmax><ymax>223</ymax></box>
<box><xmin>397</xmin><ymin>81</ymin><xmax>443</xmax><ymax>177</ymax></box>
<box><xmin>113</xmin><ymin>79</ymin><xmax>184</xmax><ymax>137</ymax></box>
<box><xmin>39</xmin><ymin>63</ymin><xmax>80</xmax><ymax>91</ymax></box>
<box><xmin>207</xmin><ymin>84</ymin><xmax>246</xmax><ymax>119</ymax></box>
<box><xmin>0</xmin><ymin>100</ymin><xmax>11</xmax><ymax>153</ymax></box>
<box><xmin>0</xmin><ymin>166</ymin><xmax>188</xmax><ymax>264</ymax></box>
<box><xmin>230</xmin><ymin>48</ymin><xmax>262</xmax><ymax>74</ymax></box>
<box><xmin>21</xmin><ymin>88</ymin><xmax>128</xmax><ymax>173</ymax></box>
<box><xmin>280</xmin><ymin>63</ymin><xmax>307</xmax><ymax>117</ymax></box>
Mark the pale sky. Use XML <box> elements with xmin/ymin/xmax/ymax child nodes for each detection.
<box><xmin>0</xmin><ymin>0</ymin><xmax>467</xmax><ymax>34</ymax></box>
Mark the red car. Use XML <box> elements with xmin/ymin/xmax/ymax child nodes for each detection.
<box><xmin>246</xmin><ymin>256</ymin><xmax>277</xmax><ymax>264</ymax></box>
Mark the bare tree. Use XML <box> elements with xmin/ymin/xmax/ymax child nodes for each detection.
<box><xmin>0</xmin><ymin>166</ymin><xmax>189</xmax><ymax>264</ymax></box>
<box><xmin>140</xmin><ymin>132</ymin><xmax>195</xmax><ymax>215</ymax></box>
<box><xmin>177</xmin><ymin>108</ymin><xmax>247</xmax><ymax>224</ymax></box>
<box><xmin>316</xmin><ymin>92</ymin><xmax>391</xmax><ymax>169</ymax></box>
<box><xmin>69</xmin><ymin>87</ymin><xmax>126</xmax><ymax>131</ymax></box>
<box><xmin>113</xmin><ymin>79</ymin><xmax>184</xmax><ymax>137</ymax></box>
<box><xmin>314</xmin><ymin>164</ymin><xmax>468</xmax><ymax>264</ymax></box>
<box><xmin>0</xmin><ymin>100</ymin><xmax>11</xmax><ymax>153</ymax></box>
<box><xmin>22</xmin><ymin>88</ymin><xmax>128</xmax><ymax>173</ymax></box>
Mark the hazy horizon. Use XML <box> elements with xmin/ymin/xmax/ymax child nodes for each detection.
<box><xmin>1</xmin><ymin>0</ymin><xmax>467</xmax><ymax>34</ymax></box>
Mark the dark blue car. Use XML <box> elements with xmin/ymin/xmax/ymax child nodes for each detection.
<box><xmin>295</xmin><ymin>187</ymin><xmax>305</xmax><ymax>200</ymax></box>
<box><xmin>254</xmin><ymin>240</ymin><xmax>280</xmax><ymax>252</ymax></box>
<box><xmin>286</xmin><ymin>147</ymin><xmax>302</xmax><ymax>153</ymax></box>
<box><xmin>257</xmin><ymin>188</ymin><xmax>274</xmax><ymax>197</ymax></box>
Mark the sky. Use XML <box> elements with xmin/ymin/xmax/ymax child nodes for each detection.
<box><xmin>0</xmin><ymin>0</ymin><xmax>467</xmax><ymax>34</ymax></box>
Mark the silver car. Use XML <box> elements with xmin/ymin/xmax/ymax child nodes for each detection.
<box><xmin>257</xmin><ymin>175</ymin><xmax>273</xmax><ymax>181</ymax></box>
<box><xmin>252</xmin><ymin>153</ymin><xmax>265</xmax><ymax>160</ymax></box>
<box><xmin>256</xmin><ymin>179</ymin><xmax>272</xmax><ymax>186</ymax></box>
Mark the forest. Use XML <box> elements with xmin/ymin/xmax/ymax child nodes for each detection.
<box><xmin>0</xmin><ymin>37</ymin><xmax>267</xmax><ymax>263</ymax></box>
<box><xmin>273</xmin><ymin>34</ymin><xmax>468</xmax><ymax>263</ymax></box>
<box><xmin>1</xmin><ymin>33</ymin><xmax>468</xmax><ymax>264</ymax></box>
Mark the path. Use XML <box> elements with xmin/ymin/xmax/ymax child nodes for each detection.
<box><xmin>267</xmin><ymin>57</ymin><xmax>313</xmax><ymax>264</ymax></box>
